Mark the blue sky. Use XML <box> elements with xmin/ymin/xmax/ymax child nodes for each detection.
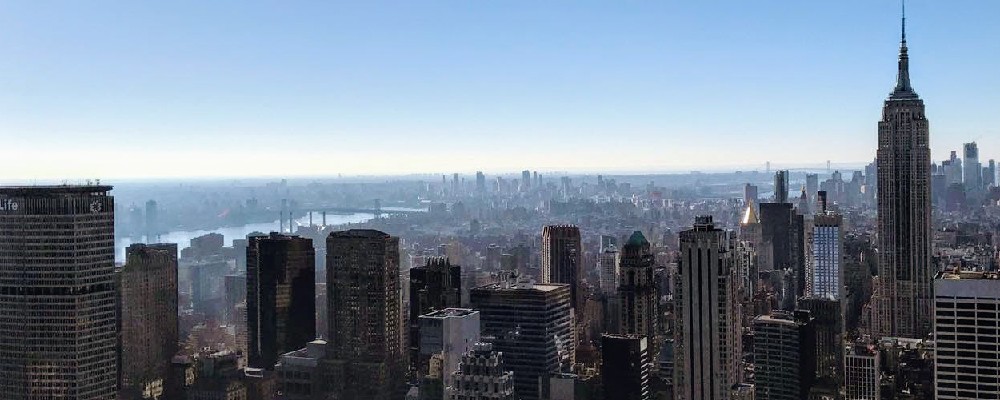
<box><xmin>1</xmin><ymin>1</ymin><xmax>998</xmax><ymax>179</ymax></box>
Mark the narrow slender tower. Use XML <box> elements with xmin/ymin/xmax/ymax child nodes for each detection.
<box><xmin>875</xmin><ymin>2</ymin><xmax>933</xmax><ymax>338</ymax></box>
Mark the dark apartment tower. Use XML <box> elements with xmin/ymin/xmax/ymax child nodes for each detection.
<box><xmin>674</xmin><ymin>216</ymin><xmax>741</xmax><ymax>400</ymax></box>
<box><xmin>601</xmin><ymin>334</ymin><xmax>651</xmax><ymax>400</ymax></box>
<box><xmin>875</xmin><ymin>11</ymin><xmax>933</xmax><ymax>339</ymax></box>
<box><xmin>325</xmin><ymin>229</ymin><xmax>407</xmax><ymax>400</ymax></box>
<box><xmin>470</xmin><ymin>278</ymin><xmax>574</xmax><ymax>400</ymax></box>
<box><xmin>408</xmin><ymin>256</ymin><xmax>461</xmax><ymax>373</ymax></box>
<box><xmin>0</xmin><ymin>186</ymin><xmax>118</xmax><ymax>399</ymax></box>
<box><xmin>246</xmin><ymin>232</ymin><xmax>316</xmax><ymax>370</ymax></box>
<box><xmin>752</xmin><ymin>311</ymin><xmax>817</xmax><ymax>400</ymax></box>
<box><xmin>617</xmin><ymin>231</ymin><xmax>658</xmax><ymax>359</ymax></box>
<box><xmin>774</xmin><ymin>170</ymin><xmax>789</xmax><ymax>203</ymax></box>
<box><xmin>119</xmin><ymin>243</ymin><xmax>179</xmax><ymax>400</ymax></box>
<box><xmin>541</xmin><ymin>225</ymin><xmax>583</xmax><ymax>309</ymax></box>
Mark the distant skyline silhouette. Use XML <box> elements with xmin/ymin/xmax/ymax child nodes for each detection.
<box><xmin>2</xmin><ymin>1</ymin><xmax>998</xmax><ymax>179</ymax></box>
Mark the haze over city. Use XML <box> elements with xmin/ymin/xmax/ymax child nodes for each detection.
<box><xmin>3</xmin><ymin>1</ymin><xmax>1000</xmax><ymax>179</ymax></box>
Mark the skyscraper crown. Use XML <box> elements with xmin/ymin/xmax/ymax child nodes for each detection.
<box><xmin>890</xmin><ymin>1</ymin><xmax>919</xmax><ymax>100</ymax></box>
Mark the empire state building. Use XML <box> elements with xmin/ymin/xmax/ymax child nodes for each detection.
<box><xmin>875</xmin><ymin>10</ymin><xmax>933</xmax><ymax>339</ymax></box>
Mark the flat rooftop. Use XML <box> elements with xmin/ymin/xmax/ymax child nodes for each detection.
<box><xmin>421</xmin><ymin>308</ymin><xmax>478</xmax><ymax>319</ymax></box>
<box><xmin>0</xmin><ymin>185</ymin><xmax>113</xmax><ymax>195</ymax></box>
<box><xmin>937</xmin><ymin>270</ymin><xmax>999</xmax><ymax>280</ymax></box>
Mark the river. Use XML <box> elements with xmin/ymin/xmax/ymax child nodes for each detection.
<box><xmin>114</xmin><ymin>207</ymin><xmax>423</xmax><ymax>261</ymax></box>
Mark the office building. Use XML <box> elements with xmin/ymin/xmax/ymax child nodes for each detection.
<box><xmin>796</xmin><ymin>297</ymin><xmax>842</xmax><ymax>381</ymax></box>
<box><xmin>963</xmin><ymin>142</ymin><xmax>981</xmax><ymax>191</ymax></box>
<box><xmin>541</xmin><ymin>225</ymin><xmax>583</xmax><ymax>310</ymax></box>
<box><xmin>674</xmin><ymin>216</ymin><xmax>741</xmax><ymax>400</ymax></box>
<box><xmin>805</xmin><ymin>173</ymin><xmax>819</xmax><ymax>204</ymax></box>
<box><xmin>417</xmin><ymin>308</ymin><xmax>480</xmax><ymax>400</ymax></box>
<box><xmin>601</xmin><ymin>334</ymin><xmax>650</xmax><ymax>400</ymax></box>
<box><xmin>275</xmin><ymin>339</ymin><xmax>327</xmax><ymax>400</ymax></box>
<box><xmin>844</xmin><ymin>344</ymin><xmax>880</xmax><ymax>400</ymax></box>
<box><xmin>617</xmin><ymin>232</ymin><xmax>658</xmax><ymax>351</ymax></box>
<box><xmin>470</xmin><ymin>276</ymin><xmax>573</xmax><ymax>400</ymax></box>
<box><xmin>598</xmin><ymin>245</ymin><xmax>619</xmax><ymax>296</ymax></box>
<box><xmin>246</xmin><ymin>233</ymin><xmax>315</xmax><ymax>370</ymax></box>
<box><xmin>324</xmin><ymin>229</ymin><xmax>407</xmax><ymax>400</ymax></box>
<box><xmin>743</xmin><ymin>183</ymin><xmax>758</xmax><ymax>206</ymax></box>
<box><xmin>875</xmin><ymin>12</ymin><xmax>933</xmax><ymax>339</ymax></box>
<box><xmin>752</xmin><ymin>311</ymin><xmax>816</xmax><ymax>400</ymax></box>
<box><xmin>409</xmin><ymin>257</ymin><xmax>462</xmax><ymax>373</ymax></box>
<box><xmin>476</xmin><ymin>171</ymin><xmax>486</xmax><ymax>194</ymax></box>
<box><xmin>773</xmin><ymin>170</ymin><xmax>789</xmax><ymax>203</ymax></box>
<box><xmin>806</xmin><ymin>211</ymin><xmax>843</xmax><ymax>300</ymax></box>
<box><xmin>450</xmin><ymin>342</ymin><xmax>515</xmax><ymax>400</ymax></box>
<box><xmin>933</xmin><ymin>271</ymin><xmax>1000</xmax><ymax>399</ymax></box>
<box><xmin>0</xmin><ymin>185</ymin><xmax>118</xmax><ymax>399</ymax></box>
<box><xmin>120</xmin><ymin>243</ymin><xmax>179</xmax><ymax>400</ymax></box>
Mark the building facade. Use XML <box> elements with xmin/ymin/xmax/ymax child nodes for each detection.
<box><xmin>934</xmin><ymin>271</ymin><xmax>1000</xmax><ymax>400</ymax></box>
<box><xmin>875</xmin><ymin>15</ymin><xmax>933</xmax><ymax>339</ymax></box>
<box><xmin>470</xmin><ymin>277</ymin><xmax>574</xmax><ymax>400</ymax></box>
<box><xmin>450</xmin><ymin>342</ymin><xmax>515</xmax><ymax>400</ymax></box>
<box><xmin>616</xmin><ymin>231</ymin><xmax>658</xmax><ymax>359</ymax></box>
<box><xmin>806</xmin><ymin>213</ymin><xmax>843</xmax><ymax>300</ymax></box>
<box><xmin>0</xmin><ymin>186</ymin><xmax>118</xmax><ymax>399</ymax></box>
<box><xmin>673</xmin><ymin>216</ymin><xmax>741</xmax><ymax>400</ymax></box>
<box><xmin>844</xmin><ymin>344</ymin><xmax>880</xmax><ymax>400</ymax></box>
<box><xmin>324</xmin><ymin>229</ymin><xmax>407</xmax><ymax>400</ymax></box>
<box><xmin>541</xmin><ymin>225</ymin><xmax>583</xmax><ymax>310</ymax></box>
<box><xmin>120</xmin><ymin>243</ymin><xmax>179</xmax><ymax>399</ymax></box>
<box><xmin>409</xmin><ymin>256</ymin><xmax>462</xmax><ymax>374</ymax></box>
<box><xmin>752</xmin><ymin>311</ymin><xmax>816</xmax><ymax>400</ymax></box>
<box><xmin>416</xmin><ymin>308</ymin><xmax>480</xmax><ymax>400</ymax></box>
<box><xmin>246</xmin><ymin>233</ymin><xmax>316</xmax><ymax>370</ymax></box>
<box><xmin>601</xmin><ymin>334</ymin><xmax>650</xmax><ymax>400</ymax></box>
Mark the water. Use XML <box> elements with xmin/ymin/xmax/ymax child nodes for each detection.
<box><xmin>114</xmin><ymin>208</ymin><xmax>421</xmax><ymax>261</ymax></box>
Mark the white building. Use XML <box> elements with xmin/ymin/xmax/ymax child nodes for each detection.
<box><xmin>844</xmin><ymin>344</ymin><xmax>880</xmax><ymax>400</ymax></box>
<box><xmin>418</xmin><ymin>308</ymin><xmax>481</xmax><ymax>400</ymax></box>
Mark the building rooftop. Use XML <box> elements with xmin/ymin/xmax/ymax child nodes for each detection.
<box><xmin>421</xmin><ymin>308</ymin><xmax>478</xmax><ymax>319</ymax></box>
<box><xmin>0</xmin><ymin>185</ymin><xmax>113</xmax><ymax>196</ymax></box>
<box><xmin>329</xmin><ymin>229</ymin><xmax>391</xmax><ymax>239</ymax></box>
<box><xmin>936</xmin><ymin>270</ymin><xmax>999</xmax><ymax>280</ymax></box>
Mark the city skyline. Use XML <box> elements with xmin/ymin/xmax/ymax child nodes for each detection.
<box><xmin>3</xmin><ymin>1</ymin><xmax>1000</xmax><ymax>179</ymax></box>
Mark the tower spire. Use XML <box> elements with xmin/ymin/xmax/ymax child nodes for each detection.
<box><xmin>891</xmin><ymin>0</ymin><xmax>916</xmax><ymax>99</ymax></box>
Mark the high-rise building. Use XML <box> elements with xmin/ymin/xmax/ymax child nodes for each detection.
<box><xmin>752</xmin><ymin>311</ymin><xmax>816</xmax><ymax>400</ymax></box>
<box><xmin>449</xmin><ymin>342</ymin><xmax>515</xmax><ymax>400</ymax></box>
<box><xmin>601</xmin><ymin>334</ymin><xmax>650</xmax><ymax>400</ymax></box>
<box><xmin>541</xmin><ymin>225</ymin><xmax>583</xmax><ymax>310</ymax></box>
<box><xmin>773</xmin><ymin>170</ymin><xmax>789</xmax><ymax>203</ymax></box>
<box><xmin>409</xmin><ymin>257</ymin><xmax>462</xmax><ymax>374</ymax></box>
<box><xmin>616</xmin><ymin>232</ymin><xmax>657</xmax><ymax>354</ymax></box>
<box><xmin>120</xmin><ymin>243</ymin><xmax>179</xmax><ymax>399</ymax></box>
<box><xmin>805</xmin><ymin>174</ymin><xmax>819</xmax><ymax>204</ymax></box>
<box><xmin>933</xmin><ymin>271</ymin><xmax>1000</xmax><ymax>400</ymax></box>
<box><xmin>988</xmin><ymin>159</ymin><xmax>997</xmax><ymax>187</ymax></box>
<box><xmin>674</xmin><ymin>216</ymin><xmax>741</xmax><ymax>400</ymax></box>
<box><xmin>844</xmin><ymin>343</ymin><xmax>880</xmax><ymax>400</ymax></box>
<box><xmin>806</xmin><ymin>212</ymin><xmax>843</xmax><ymax>300</ymax></box>
<box><xmin>246</xmin><ymin>232</ymin><xmax>316</xmax><ymax>370</ymax></box>
<box><xmin>963</xmin><ymin>142</ymin><xmax>981</xmax><ymax>191</ymax></box>
<box><xmin>796</xmin><ymin>297</ymin><xmax>843</xmax><ymax>382</ymax></box>
<box><xmin>598</xmin><ymin>245</ymin><xmax>619</xmax><ymax>296</ymax></box>
<box><xmin>324</xmin><ymin>229</ymin><xmax>407</xmax><ymax>400</ymax></box>
<box><xmin>470</xmin><ymin>276</ymin><xmax>574</xmax><ymax>400</ymax></box>
<box><xmin>522</xmin><ymin>170</ymin><xmax>532</xmax><ymax>190</ymax></box>
<box><xmin>743</xmin><ymin>183</ymin><xmax>758</xmax><ymax>207</ymax></box>
<box><xmin>0</xmin><ymin>185</ymin><xmax>118</xmax><ymax>399</ymax></box>
<box><xmin>875</xmin><ymin>12</ymin><xmax>933</xmax><ymax>339</ymax></box>
<box><xmin>145</xmin><ymin>199</ymin><xmax>159</xmax><ymax>243</ymax></box>
<box><xmin>475</xmin><ymin>171</ymin><xmax>486</xmax><ymax>194</ymax></box>
<box><xmin>417</xmin><ymin>308</ymin><xmax>480</xmax><ymax>400</ymax></box>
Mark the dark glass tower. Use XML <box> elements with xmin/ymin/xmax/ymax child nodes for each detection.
<box><xmin>408</xmin><ymin>256</ymin><xmax>461</xmax><ymax>373</ymax></box>
<box><xmin>875</xmin><ymin>9</ymin><xmax>932</xmax><ymax>339</ymax></box>
<box><xmin>0</xmin><ymin>186</ymin><xmax>117</xmax><ymax>399</ymax></box>
<box><xmin>246</xmin><ymin>232</ymin><xmax>316</xmax><ymax>370</ymax></box>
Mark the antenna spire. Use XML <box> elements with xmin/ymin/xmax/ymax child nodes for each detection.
<box><xmin>890</xmin><ymin>0</ymin><xmax>916</xmax><ymax>99</ymax></box>
<box><xmin>901</xmin><ymin>0</ymin><xmax>906</xmax><ymax>43</ymax></box>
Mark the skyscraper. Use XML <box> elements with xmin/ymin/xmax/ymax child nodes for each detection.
<box><xmin>409</xmin><ymin>257</ymin><xmax>462</xmax><ymax>374</ymax></box>
<box><xmin>119</xmin><ymin>243</ymin><xmax>179</xmax><ymax>399</ymax></box>
<box><xmin>417</xmin><ymin>308</ymin><xmax>480</xmax><ymax>400</ymax></box>
<box><xmin>616</xmin><ymin>232</ymin><xmax>657</xmax><ymax>351</ymax></box>
<box><xmin>598</xmin><ymin>244</ymin><xmax>619</xmax><ymax>296</ymax></box>
<box><xmin>752</xmin><ymin>311</ymin><xmax>817</xmax><ymax>400</ymax></box>
<box><xmin>324</xmin><ymin>229</ymin><xmax>407</xmax><ymax>400</ymax></box>
<box><xmin>470</xmin><ymin>276</ymin><xmax>574</xmax><ymax>400</ymax></box>
<box><xmin>674</xmin><ymin>216</ymin><xmax>741</xmax><ymax>400</ymax></box>
<box><xmin>933</xmin><ymin>271</ymin><xmax>1000</xmax><ymax>400</ymax></box>
<box><xmin>541</xmin><ymin>225</ymin><xmax>583</xmax><ymax>309</ymax></box>
<box><xmin>805</xmin><ymin>212</ymin><xmax>843</xmax><ymax>300</ymax></box>
<box><xmin>963</xmin><ymin>141</ymin><xmax>981</xmax><ymax>191</ymax></box>
<box><xmin>246</xmin><ymin>232</ymin><xmax>316</xmax><ymax>370</ymax></box>
<box><xmin>476</xmin><ymin>171</ymin><xmax>486</xmax><ymax>194</ymax></box>
<box><xmin>773</xmin><ymin>170</ymin><xmax>789</xmax><ymax>203</ymax></box>
<box><xmin>844</xmin><ymin>344</ymin><xmax>880</xmax><ymax>400</ymax></box>
<box><xmin>0</xmin><ymin>185</ymin><xmax>118</xmax><ymax>399</ymax></box>
<box><xmin>805</xmin><ymin>174</ymin><xmax>819</xmax><ymax>204</ymax></box>
<box><xmin>743</xmin><ymin>183</ymin><xmax>758</xmax><ymax>207</ymax></box>
<box><xmin>875</xmin><ymin>10</ymin><xmax>933</xmax><ymax>339</ymax></box>
<box><xmin>601</xmin><ymin>334</ymin><xmax>651</xmax><ymax>400</ymax></box>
